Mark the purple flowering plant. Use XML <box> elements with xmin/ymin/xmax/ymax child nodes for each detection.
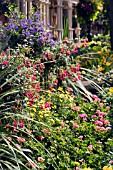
<box><xmin>0</xmin><ymin>5</ymin><xmax>55</xmax><ymax>59</ymax></box>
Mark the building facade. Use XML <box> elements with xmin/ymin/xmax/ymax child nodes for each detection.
<box><xmin>16</xmin><ymin>0</ymin><xmax>80</xmax><ymax>40</ymax></box>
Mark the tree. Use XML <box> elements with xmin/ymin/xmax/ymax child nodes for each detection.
<box><xmin>76</xmin><ymin>0</ymin><xmax>101</xmax><ymax>41</ymax></box>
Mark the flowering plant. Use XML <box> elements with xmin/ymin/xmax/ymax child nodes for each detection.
<box><xmin>0</xmin><ymin>5</ymin><xmax>55</xmax><ymax>59</ymax></box>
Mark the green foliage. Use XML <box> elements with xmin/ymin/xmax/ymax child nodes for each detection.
<box><xmin>63</xmin><ymin>18</ymin><xmax>69</xmax><ymax>39</ymax></box>
<box><xmin>76</xmin><ymin>0</ymin><xmax>102</xmax><ymax>23</ymax></box>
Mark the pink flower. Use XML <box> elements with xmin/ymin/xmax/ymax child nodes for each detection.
<box><xmin>72</xmin><ymin>107</ymin><xmax>80</xmax><ymax>111</ymax></box>
<box><xmin>94</xmin><ymin>120</ymin><xmax>103</xmax><ymax>126</ymax></box>
<box><xmin>73</xmin><ymin>123</ymin><xmax>79</xmax><ymax>129</ymax></box>
<box><xmin>97</xmin><ymin>140</ymin><xmax>102</xmax><ymax>145</ymax></box>
<box><xmin>106</xmin><ymin>106</ymin><xmax>110</xmax><ymax>110</ymax></box>
<box><xmin>78</xmin><ymin>135</ymin><xmax>83</xmax><ymax>140</ymax></box>
<box><xmin>79</xmin><ymin>113</ymin><xmax>87</xmax><ymax>118</ymax></box>
<box><xmin>100</xmin><ymin>112</ymin><xmax>107</xmax><ymax>117</ymax></box>
<box><xmin>54</xmin><ymin>79</ymin><xmax>58</xmax><ymax>85</ymax></box>
<box><xmin>45</xmin><ymin>102</ymin><xmax>50</xmax><ymax>108</ymax></box>
<box><xmin>67</xmin><ymin>87</ymin><xmax>73</xmax><ymax>92</ymax></box>
<box><xmin>99</xmin><ymin>103</ymin><xmax>104</xmax><ymax>107</ymax></box>
<box><xmin>66</xmin><ymin>50</ymin><xmax>71</xmax><ymax>55</ymax></box>
<box><xmin>13</xmin><ymin>128</ymin><xmax>18</xmax><ymax>133</ymax></box>
<box><xmin>99</xmin><ymin>127</ymin><xmax>106</xmax><ymax>131</ymax></box>
<box><xmin>26</xmin><ymin>129</ymin><xmax>32</xmax><ymax>135</ymax></box>
<box><xmin>61</xmin><ymin>121</ymin><xmax>65</xmax><ymax>127</ymax></box>
<box><xmin>92</xmin><ymin>115</ymin><xmax>97</xmax><ymax>119</ymax></box>
<box><xmin>87</xmin><ymin>145</ymin><xmax>93</xmax><ymax>150</ymax></box>
<box><xmin>17</xmin><ymin>137</ymin><xmax>26</xmax><ymax>143</ymax></box>
<box><xmin>26</xmin><ymin>74</ymin><xmax>29</xmax><ymax>79</ymax></box>
<box><xmin>91</xmin><ymin>94</ymin><xmax>98</xmax><ymax>99</ymax></box>
<box><xmin>96</xmin><ymin>110</ymin><xmax>101</xmax><ymax>114</ymax></box>
<box><xmin>104</xmin><ymin>120</ymin><xmax>110</xmax><ymax>125</ymax></box>
<box><xmin>31</xmin><ymin>75</ymin><xmax>36</xmax><ymax>81</ymax></box>
<box><xmin>75</xmin><ymin>167</ymin><xmax>79</xmax><ymax>170</ymax></box>
<box><xmin>40</xmin><ymin>63</ymin><xmax>45</xmax><ymax>69</ymax></box>
<box><xmin>66</xmin><ymin>152</ymin><xmax>69</xmax><ymax>156</ymax></box>
<box><xmin>37</xmin><ymin>157</ymin><xmax>45</xmax><ymax>163</ymax></box>
<box><xmin>109</xmin><ymin>160</ymin><xmax>113</xmax><ymax>165</ymax></box>
<box><xmin>15</xmin><ymin>144</ymin><xmax>21</xmax><ymax>149</ymax></box>
<box><xmin>73</xmin><ymin>77</ymin><xmax>78</xmax><ymax>82</ymax></box>
<box><xmin>95</xmin><ymin>126</ymin><xmax>100</xmax><ymax>131</ymax></box>
<box><xmin>25</xmin><ymin>60</ymin><xmax>31</xmax><ymax>67</ymax></box>
<box><xmin>33</xmin><ymin>63</ymin><xmax>37</xmax><ymax>69</ymax></box>
<box><xmin>94</xmin><ymin>97</ymin><xmax>101</xmax><ymax>102</ymax></box>
<box><xmin>106</xmin><ymin>127</ymin><xmax>111</xmax><ymax>131</ymax></box>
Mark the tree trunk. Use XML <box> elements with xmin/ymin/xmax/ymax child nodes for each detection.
<box><xmin>107</xmin><ymin>0</ymin><xmax>113</xmax><ymax>50</ymax></box>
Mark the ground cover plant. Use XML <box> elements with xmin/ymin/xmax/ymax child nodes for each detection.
<box><xmin>0</xmin><ymin>5</ymin><xmax>113</xmax><ymax>170</ymax></box>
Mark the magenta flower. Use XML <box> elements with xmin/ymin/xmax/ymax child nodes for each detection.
<box><xmin>45</xmin><ymin>102</ymin><xmax>50</xmax><ymax>108</ymax></box>
<box><xmin>13</xmin><ymin>121</ymin><xmax>18</xmax><ymax>127</ymax></box>
<box><xmin>92</xmin><ymin>115</ymin><xmax>97</xmax><ymax>119</ymax></box>
<box><xmin>19</xmin><ymin>120</ymin><xmax>24</xmax><ymax>128</ymax></box>
<box><xmin>2</xmin><ymin>61</ymin><xmax>8</xmax><ymax>66</ymax></box>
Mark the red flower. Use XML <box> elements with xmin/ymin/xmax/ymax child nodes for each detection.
<box><xmin>39</xmin><ymin>136</ymin><xmax>44</xmax><ymax>141</ymax></box>
<box><xmin>43</xmin><ymin>129</ymin><xmax>50</xmax><ymax>134</ymax></box>
<box><xmin>60</xmin><ymin>48</ymin><xmax>64</xmax><ymax>53</ymax></box>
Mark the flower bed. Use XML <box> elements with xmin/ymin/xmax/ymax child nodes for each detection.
<box><xmin>0</xmin><ymin>6</ymin><xmax>113</xmax><ymax>170</ymax></box>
